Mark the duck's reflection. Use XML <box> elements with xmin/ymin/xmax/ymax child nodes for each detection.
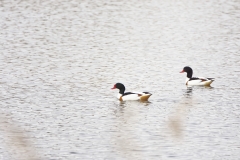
<box><xmin>168</xmin><ymin>87</ymin><xmax>194</xmax><ymax>139</ymax></box>
<box><xmin>185</xmin><ymin>87</ymin><xmax>193</xmax><ymax>97</ymax></box>
<box><xmin>0</xmin><ymin>113</ymin><xmax>39</xmax><ymax>160</ymax></box>
<box><xmin>114</xmin><ymin>101</ymin><xmax>144</xmax><ymax>159</ymax></box>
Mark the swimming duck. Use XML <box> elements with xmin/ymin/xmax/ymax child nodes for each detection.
<box><xmin>111</xmin><ymin>83</ymin><xmax>152</xmax><ymax>101</ymax></box>
<box><xmin>180</xmin><ymin>66</ymin><xmax>215</xmax><ymax>86</ymax></box>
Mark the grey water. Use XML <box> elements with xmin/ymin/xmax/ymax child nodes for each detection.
<box><xmin>0</xmin><ymin>0</ymin><xmax>240</xmax><ymax>159</ymax></box>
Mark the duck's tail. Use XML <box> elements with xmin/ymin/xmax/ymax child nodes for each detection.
<box><xmin>140</xmin><ymin>94</ymin><xmax>152</xmax><ymax>101</ymax></box>
<box><xmin>207</xmin><ymin>78</ymin><xmax>215</xmax><ymax>81</ymax></box>
<box><xmin>205</xmin><ymin>79</ymin><xmax>214</xmax><ymax>86</ymax></box>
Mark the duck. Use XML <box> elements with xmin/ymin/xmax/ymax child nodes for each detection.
<box><xmin>111</xmin><ymin>83</ymin><xmax>152</xmax><ymax>101</ymax></box>
<box><xmin>180</xmin><ymin>66</ymin><xmax>215</xmax><ymax>86</ymax></box>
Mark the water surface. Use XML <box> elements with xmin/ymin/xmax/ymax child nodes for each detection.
<box><xmin>0</xmin><ymin>0</ymin><xmax>240</xmax><ymax>159</ymax></box>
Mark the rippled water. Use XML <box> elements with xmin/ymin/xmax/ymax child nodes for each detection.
<box><xmin>1</xmin><ymin>0</ymin><xmax>240</xmax><ymax>159</ymax></box>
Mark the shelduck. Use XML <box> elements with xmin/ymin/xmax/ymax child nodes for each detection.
<box><xmin>180</xmin><ymin>66</ymin><xmax>215</xmax><ymax>86</ymax></box>
<box><xmin>111</xmin><ymin>83</ymin><xmax>152</xmax><ymax>101</ymax></box>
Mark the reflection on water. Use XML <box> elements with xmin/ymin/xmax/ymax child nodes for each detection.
<box><xmin>1</xmin><ymin>0</ymin><xmax>240</xmax><ymax>159</ymax></box>
<box><xmin>168</xmin><ymin>87</ymin><xmax>193</xmax><ymax>139</ymax></box>
<box><xmin>0</xmin><ymin>114</ymin><xmax>40</xmax><ymax>160</ymax></box>
<box><xmin>185</xmin><ymin>87</ymin><xmax>193</xmax><ymax>97</ymax></box>
<box><xmin>114</xmin><ymin>102</ymin><xmax>143</xmax><ymax>159</ymax></box>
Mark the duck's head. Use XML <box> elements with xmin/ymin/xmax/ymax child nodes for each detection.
<box><xmin>180</xmin><ymin>66</ymin><xmax>193</xmax><ymax>78</ymax></box>
<box><xmin>111</xmin><ymin>83</ymin><xmax>125</xmax><ymax>94</ymax></box>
